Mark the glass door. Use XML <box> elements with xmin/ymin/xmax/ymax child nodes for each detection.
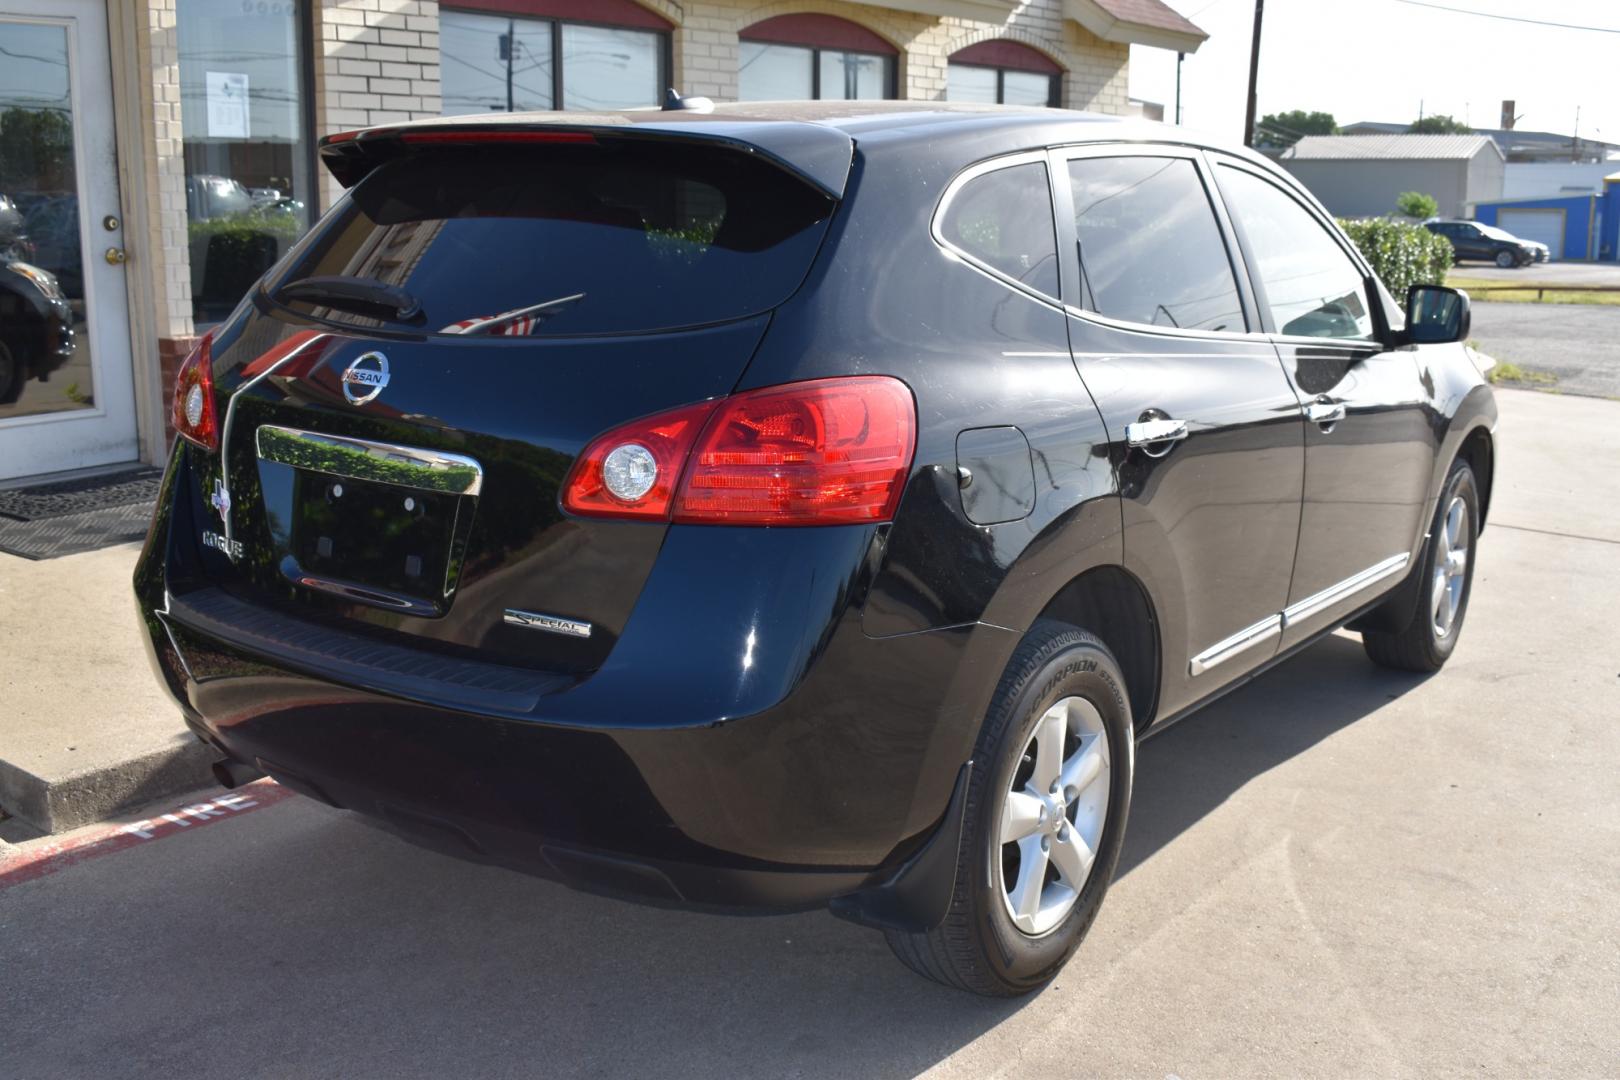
<box><xmin>0</xmin><ymin>0</ymin><xmax>137</xmax><ymax>480</ymax></box>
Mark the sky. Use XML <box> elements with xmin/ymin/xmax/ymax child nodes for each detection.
<box><xmin>1129</xmin><ymin>0</ymin><xmax>1620</xmax><ymax>146</ymax></box>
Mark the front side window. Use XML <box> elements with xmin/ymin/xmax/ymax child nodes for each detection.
<box><xmin>1216</xmin><ymin>165</ymin><xmax>1374</xmax><ymax>340</ymax></box>
<box><xmin>738</xmin><ymin>16</ymin><xmax>895</xmax><ymax>101</ymax></box>
<box><xmin>1067</xmin><ymin>156</ymin><xmax>1244</xmax><ymax>332</ymax></box>
<box><xmin>440</xmin><ymin>7</ymin><xmax>665</xmax><ymax>116</ymax></box>
<box><xmin>938</xmin><ymin>161</ymin><xmax>1059</xmax><ymax>299</ymax></box>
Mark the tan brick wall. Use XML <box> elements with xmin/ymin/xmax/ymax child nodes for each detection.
<box><xmin>133</xmin><ymin>0</ymin><xmax>194</xmax><ymax>341</ymax></box>
<box><xmin>314</xmin><ymin>0</ymin><xmax>444</xmax><ymax>209</ymax></box>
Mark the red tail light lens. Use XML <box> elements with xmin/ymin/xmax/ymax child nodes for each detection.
<box><xmin>171</xmin><ymin>332</ymin><xmax>218</xmax><ymax>451</ymax></box>
<box><xmin>560</xmin><ymin>376</ymin><xmax>917</xmax><ymax>526</ymax></box>
<box><xmin>561</xmin><ymin>399</ymin><xmax>721</xmax><ymax>520</ymax></box>
<box><xmin>675</xmin><ymin>377</ymin><xmax>916</xmax><ymax>525</ymax></box>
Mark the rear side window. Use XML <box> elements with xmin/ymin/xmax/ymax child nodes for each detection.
<box><xmin>275</xmin><ymin>142</ymin><xmax>836</xmax><ymax>336</ymax></box>
<box><xmin>938</xmin><ymin>160</ymin><xmax>1060</xmax><ymax>299</ymax></box>
<box><xmin>1067</xmin><ymin>156</ymin><xmax>1244</xmax><ymax>333</ymax></box>
<box><xmin>1215</xmin><ymin>165</ymin><xmax>1374</xmax><ymax>341</ymax></box>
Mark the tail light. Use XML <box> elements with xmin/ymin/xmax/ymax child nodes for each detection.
<box><xmin>561</xmin><ymin>376</ymin><xmax>916</xmax><ymax>526</ymax></box>
<box><xmin>171</xmin><ymin>332</ymin><xmax>218</xmax><ymax>451</ymax></box>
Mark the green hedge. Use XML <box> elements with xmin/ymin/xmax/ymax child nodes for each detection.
<box><xmin>1337</xmin><ymin>217</ymin><xmax>1452</xmax><ymax>297</ymax></box>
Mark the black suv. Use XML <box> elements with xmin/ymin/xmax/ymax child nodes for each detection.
<box><xmin>136</xmin><ymin>103</ymin><xmax>1495</xmax><ymax>997</ymax></box>
<box><xmin>1426</xmin><ymin>218</ymin><xmax>1548</xmax><ymax>267</ymax></box>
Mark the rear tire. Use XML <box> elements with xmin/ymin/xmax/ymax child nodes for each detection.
<box><xmin>1363</xmin><ymin>458</ymin><xmax>1479</xmax><ymax>672</ymax></box>
<box><xmin>884</xmin><ymin>621</ymin><xmax>1133</xmax><ymax>997</ymax></box>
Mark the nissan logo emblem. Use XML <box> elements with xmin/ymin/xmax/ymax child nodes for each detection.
<box><xmin>341</xmin><ymin>351</ymin><xmax>390</xmax><ymax>405</ymax></box>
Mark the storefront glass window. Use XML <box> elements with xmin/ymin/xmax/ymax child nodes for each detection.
<box><xmin>738</xmin><ymin>44</ymin><xmax>893</xmax><ymax>101</ymax></box>
<box><xmin>440</xmin><ymin>10</ymin><xmax>663</xmax><ymax>116</ymax></box>
<box><xmin>441</xmin><ymin>9</ymin><xmax>554</xmax><ymax>113</ymax></box>
<box><xmin>176</xmin><ymin>0</ymin><xmax>313</xmax><ymax>325</ymax></box>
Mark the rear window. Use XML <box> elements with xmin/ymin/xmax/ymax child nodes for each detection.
<box><xmin>273</xmin><ymin>141</ymin><xmax>837</xmax><ymax>336</ymax></box>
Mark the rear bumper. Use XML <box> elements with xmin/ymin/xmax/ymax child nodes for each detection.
<box><xmin>136</xmin><ymin>452</ymin><xmax>1020</xmax><ymax>913</ymax></box>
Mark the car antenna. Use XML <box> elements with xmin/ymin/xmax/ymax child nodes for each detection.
<box><xmin>663</xmin><ymin>88</ymin><xmax>714</xmax><ymax>113</ymax></box>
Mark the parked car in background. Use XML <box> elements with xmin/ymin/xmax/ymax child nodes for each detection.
<box><xmin>0</xmin><ymin>254</ymin><xmax>76</xmax><ymax>405</ymax></box>
<box><xmin>1426</xmin><ymin>219</ymin><xmax>1549</xmax><ymax>267</ymax></box>
<box><xmin>137</xmin><ymin>103</ymin><xmax>1496</xmax><ymax>998</ymax></box>
<box><xmin>12</xmin><ymin>193</ymin><xmax>84</xmax><ymax>301</ymax></box>
<box><xmin>0</xmin><ymin>194</ymin><xmax>34</xmax><ymax>263</ymax></box>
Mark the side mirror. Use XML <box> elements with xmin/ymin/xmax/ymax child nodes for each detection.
<box><xmin>1404</xmin><ymin>284</ymin><xmax>1470</xmax><ymax>345</ymax></box>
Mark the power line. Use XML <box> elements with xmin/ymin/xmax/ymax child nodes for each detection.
<box><xmin>1392</xmin><ymin>0</ymin><xmax>1620</xmax><ymax>34</ymax></box>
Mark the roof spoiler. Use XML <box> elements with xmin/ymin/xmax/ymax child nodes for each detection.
<box><xmin>318</xmin><ymin>118</ymin><xmax>855</xmax><ymax>200</ymax></box>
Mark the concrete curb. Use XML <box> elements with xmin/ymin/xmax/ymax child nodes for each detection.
<box><xmin>0</xmin><ymin>542</ymin><xmax>219</xmax><ymax>836</ymax></box>
<box><xmin>0</xmin><ymin>740</ymin><xmax>217</xmax><ymax>836</ymax></box>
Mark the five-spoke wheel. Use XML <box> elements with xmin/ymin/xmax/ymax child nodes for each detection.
<box><xmin>997</xmin><ymin>696</ymin><xmax>1111</xmax><ymax>936</ymax></box>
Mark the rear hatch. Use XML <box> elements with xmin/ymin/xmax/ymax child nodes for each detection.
<box><xmin>184</xmin><ymin>126</ymin><xmax>844</xmax><ymax>674</ymax></box>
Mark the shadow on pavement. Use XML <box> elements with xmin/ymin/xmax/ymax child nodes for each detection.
<box><xmin>4</xmin><ymin>633</ymin><xmax>1429</xmax><ymax>1079</ymax></box>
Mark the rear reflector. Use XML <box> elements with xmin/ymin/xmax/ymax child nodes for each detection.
<box><xmin>171</xmin><ymin>332</ymin><xmax>218</xmax><ymax>451</ymax></box>
<box><xmin>561</xmin><ymin>377</ymin><xmax>917</xmax><ymax>526</ymax></box>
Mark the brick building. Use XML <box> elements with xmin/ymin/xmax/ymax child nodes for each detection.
<box><xmin>0</xmin><ymin>0</ymin><xmax>1203</xmax><ymax>481</ymax></box>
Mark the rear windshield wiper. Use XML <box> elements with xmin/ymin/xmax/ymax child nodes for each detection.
<box><xmin>446</xmin><ymin>293</ymin><xmax>586</xmax><ymax>336</ymax></box>
<box><xmin>274</xmin><ymin>275</ymin><xmax>422</xmax><ymax>321</ymax></box>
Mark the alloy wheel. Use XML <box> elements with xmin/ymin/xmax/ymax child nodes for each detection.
<box><xmin>996</xmin><ymin>696</ymin><xmax>1111</xmax><ymax>936</ymax></box>
<box><xmin>1431</xmin><ymin>495</ymin><xmax>1469</xmax><ymax>638</ymax></box>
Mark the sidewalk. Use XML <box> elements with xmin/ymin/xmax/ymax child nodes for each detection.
<box><xmin>0</xmin><ymin>542</ymin><xmax>212</xmax><ymax>836</ymax></box>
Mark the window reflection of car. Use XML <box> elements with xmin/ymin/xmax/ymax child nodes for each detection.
<box><xmin>0</xmin><ymin>235</ymin><xmax>76</xmax><ymax>404</ymax></box>
<box><xmin>12</xmin><ymin>193</ymin><xmax>83</xmax><ymax>300</ymax></box>
<box><xmin>187</xmin><ymin>175</ymin><xmax>306</xmax><ymax>321</ymax></box>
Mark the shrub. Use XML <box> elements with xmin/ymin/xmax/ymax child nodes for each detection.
<box><xmin>1338</xmin><ymin>217</ymin><xmax>1452</xmax><ymax>297</ymax></box>
<box><xmin>1395</xmin><ymin>191</ymin><xmax>1439</xmax><ymax>220</ymax></box>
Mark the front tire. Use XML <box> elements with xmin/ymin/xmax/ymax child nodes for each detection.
<box><xmin>1363</xmin><ymin>458</ymin><xmax>1479</xmax><ymax>672</ymax></box>
<box><xmin>884</xmin><ymin>621</ymin><xmax>1133</xmax><ymax>997</ymax></box>
<box><xmin>1494</xmin><ymin>249</ymin><xmax>1517</xmax><ymax>268</ymax></box>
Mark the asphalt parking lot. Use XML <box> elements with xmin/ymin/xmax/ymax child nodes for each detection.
<box><xmin>1469</xmin><ymin>300</ymin><xmax>1620</xmax><ymax>398</ymax></box>
<box><xmin>3</xmin><ymin>388</ymin><xmax>1617</xmax><ymax>1078</ymax></box>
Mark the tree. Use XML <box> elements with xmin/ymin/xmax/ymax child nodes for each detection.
<box><xmin>1396</xmin><ymin>191</ymin><xmax>1439</xmax><ymax>219</ymax></box>
<box><xmin>1257</xmin><ymin>109</ymin><xmax>1338</xmax><ymax>147</ymax></box>
<box><xmin>0</xmin><ymin>107</ymin><xmax>74</xmax><ymax>191</ymax></box>
<box><xmin>1408</xmin><ymin>114</ymin><xmax>1472</xmax><ymax>135</ymax></box>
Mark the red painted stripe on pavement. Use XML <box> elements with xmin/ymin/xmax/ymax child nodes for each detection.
<box><xmin>0</xmin><ymin>779</ymin><xmax>296</xmax><ymax>891</ymax></box>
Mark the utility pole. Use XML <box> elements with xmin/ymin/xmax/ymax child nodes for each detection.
<box><xmin>1175</xmin><ymin>52</ymin><xmax>1184</xmax><ymax>125</ymax></box>
<box><xmin>1242</xmin><ymin>0</ymin><xmax>1264</xmax><ymax>146</ymax></box>
<box><xmin>504</xmin><ymin>18</ymin><xmax>515</xmax><ymax>112</ymax></box>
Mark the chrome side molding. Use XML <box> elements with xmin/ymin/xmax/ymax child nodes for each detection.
<box><xmin>1281</xmin><ymin>553</ymin><xmax>1410</xmax><ymax>628</ymax></box>
<box><xmin>1189</xmin><ymin>552</ymin><xmax>1411</xmax><ymax>676</ymax></box>
<box><xmin>1188</xmin><ymin>614</ymin><xmax>1281</xmax><ymax>677</ymax></box>
<box><xmin>255</xmin><ymin>425</ymin><xmax>484</xmax><ymax>496</ymax></box>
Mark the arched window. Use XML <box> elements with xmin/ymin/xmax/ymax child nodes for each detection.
<box><xmin>946</xmin><ymin>40</ymin><xmax>1061</xmax><ymax>107</ymax></box>
<box><xmin>738</xmin><ymin>15</ymin><xmax>896</xmax><ymax>101</ymax></box>
<box><xmin>439</xmin><ymin>0</ymin><xmax>672</xmax><ymax>114</ymax></box>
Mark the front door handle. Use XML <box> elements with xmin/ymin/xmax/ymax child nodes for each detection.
<box><xmin>1124</xmin><ymin>417</ymin><xmax>1189</xmax><ymax>447</ymax></box>
<box><xmin>1305</xmin><ymin>400</ymin><xmax>1346</xmax><ymax>426</ymax></box>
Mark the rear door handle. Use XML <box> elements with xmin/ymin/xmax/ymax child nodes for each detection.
<box><xmin>1305</xmin><ymin>401</ymin><xmax>1346</xmax><ymax>426</ymax></box>
<box><xmin>1124</xmin><ymin>418</ymin><xmax>1189</xmax><ymax>447</ymax></box>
